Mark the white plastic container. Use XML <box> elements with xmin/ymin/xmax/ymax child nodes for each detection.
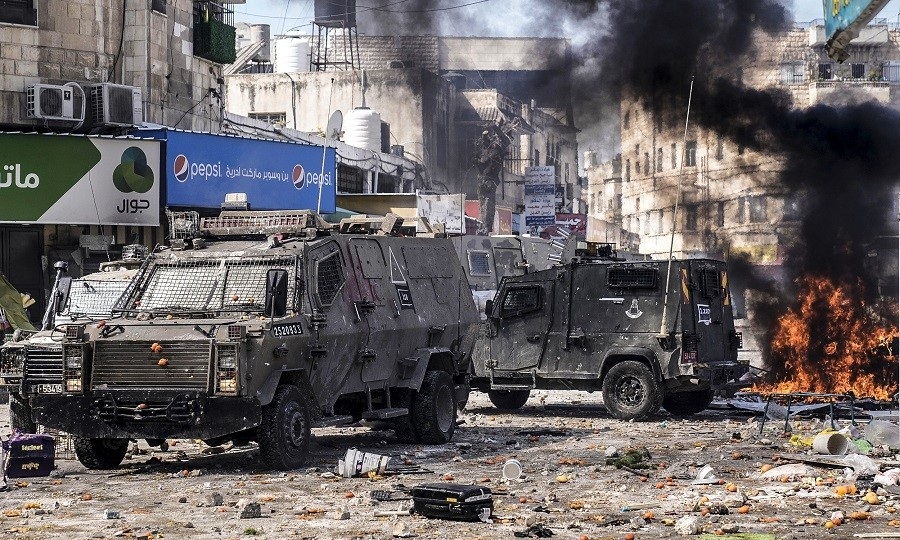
<box><xmin>344</xmin><ymin>107</ymin><xmax>382</xmax><ymax>152</ymax></box>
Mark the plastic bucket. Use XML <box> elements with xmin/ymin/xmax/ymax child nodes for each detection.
<box><xmin>812</xmin><ymin>432</ymin><xmax>849</xmax><ymax>455</ymax></box>
<box><xmin>502</xmin><ymin>459</ymin><xmax>522</xmax><ymax>480</ymax></box>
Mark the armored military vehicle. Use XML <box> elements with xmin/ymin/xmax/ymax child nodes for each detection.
<box><xmin>1</xmin><ymin>210</ymin><xmax>479</xmax><ymax>470</ymax></box>
<box><xmin>470</xmin><ymin>255</ymin><xmax>745</xmax><ymax>420</ymax></box>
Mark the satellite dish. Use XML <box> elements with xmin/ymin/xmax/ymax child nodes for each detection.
<box><xmin>325</xmin><ymin>109</ymin><xmax>343</xmax><ymax>141</ymax></box>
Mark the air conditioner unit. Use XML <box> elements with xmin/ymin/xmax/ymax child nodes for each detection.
<box><xmin>25</xmin><ymin>84</ymin><xmax>82</xmax><ymax>121</ymax></box>
<box><xmin>87</xmin><ymin>83</ymin><xmax>143</xmax><ymax>127</ymax></box>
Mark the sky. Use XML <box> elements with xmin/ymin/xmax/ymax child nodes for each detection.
<box><xmin>232</xmin><ymin>1</ymin><xmax>900</xmax><ymax>34</ymax></box>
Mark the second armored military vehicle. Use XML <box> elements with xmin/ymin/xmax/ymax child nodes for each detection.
<box><xmin>452</xmin><ymin>234</ymin><xmax>746</xmax><ymax>419</ymax></box>
<box><xmin>1</xmin><ymin>211</ymin><xmax>479</xmax><ymax>470</ymax></box>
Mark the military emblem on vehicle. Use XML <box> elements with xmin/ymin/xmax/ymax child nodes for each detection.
<box><xmin>625</xmin><ymin>299</ymin><xmax>642</xmax><ymax>319</ymax></box>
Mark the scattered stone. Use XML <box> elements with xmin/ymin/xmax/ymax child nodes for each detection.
<box><xmin>206</xmin><ymin>492</ymin><xmax>224</xmax><ymax>507</ymax></box>
<box><xmin>178</xmin><ymin>497</ymin><xmax>188</xmax><ymax>504</ymax></box>
<box><xmin>674</xmin><ymin>515</ymin><xmax>702</xmax><ymax>535</ymax></box>
<box><xmin>240</xmin><ymin>501</ymin><xmax>262</xmax><ymax>519</ymax></box>
<box><xmin>104</xmin><ymin>509</ymin><xmax>121</xmax><ymax>519</ymax></box>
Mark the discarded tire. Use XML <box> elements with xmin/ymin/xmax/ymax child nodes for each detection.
<box><xmin>258</xmin><ymin>385</ymin><xmax>311</xmax><ymax>470</ymax></box>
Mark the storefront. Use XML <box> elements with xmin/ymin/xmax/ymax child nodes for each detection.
<box><xmin>0</xmin><ymin>133</ymin><xmax>162</xmax><ymax>322</ymax></box>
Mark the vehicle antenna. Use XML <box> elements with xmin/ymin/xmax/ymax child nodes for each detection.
<box><xmin>658</xmin><ymin>75</ymin><xmax>695</xmax><ymax>338</ymax></box>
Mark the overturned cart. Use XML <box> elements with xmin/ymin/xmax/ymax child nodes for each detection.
<box><xmin>1</xmin><ymin>211</ymin><xmax>479</xmax><ymax>470</ymax></box>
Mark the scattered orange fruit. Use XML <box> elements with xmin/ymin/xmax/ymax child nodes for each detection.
<box><xmin>824</xmin><ymin>521</ymin><xmax>835</xmax><ymax>529</ymax></box>
<box><xmin>624</xmin><ymin>534</ymin><xmax>636</xmax><ymax>540</ymax></box>
<box><xmin>865</xmin><ymin>491</ymin><xmax>880</xmax><ymax>505</ymax></box>
<box><xmin>519</xmin><ymin>497</ymin><xmax>528</xmax><ymax>503</ymax></box>
<box><xmin>150</xmin><ymin>342</ymin><xmax>162</xmax><ymax>352</ymax></box>
<box><xmin>643</xmin><ymin>511</ymin><xmax>654</xmax><ymax>520</ymax></box>
<box><xmin>441</xmin><ymin>473</ymin><xmax>454</xmax><ymax>481</ymax></box>
<box><xmin>343</xmin><ymin>491</ymin><xmax>355</xmax><ymax>499</ymax></box>
<box><xmin>725</xmin><ymin>483</ymin><xmax>738</xmax><ymax>492</ymax></box>
<box><xmin>851</xmin><ymin>511</ymin><xmax>870</xmax><ymax>520</ymax></box>
<box><xmin>569</xmin><ymin>500</ymin><xmax>584</xmax><ymax>510</ymax></box>
<box><xmin>760</xmin><ymin>464</ymin><xmax>773</xmax><ymax>473</ymax></box>
<box><xmin>738</xmin><ymin>505</ymin><xmax>750</xmax><ymax>514</ymax></box>
<box><xmin>556</xmin><ymin>474</ymin><xmax>570</xmax><ymax>483</ymax></box>
<box><xmin>831</xmin><ymin>517</ymin><xmax>842</xmax><ymax>526</ymax></box>
<box><xmin>639</xmin><ymin>476</ymin><xmax>648</xmax><ymax>482</ymax></box>
<box><xmin>81</xmin><ymin>493</ymin><xmax>92</xmax><ymax>501</ymax></box>
<box><xmin>158</xmin><ymin>358</ymin><xmax>168</xmax><ymax>366</ymax></box>
<box><xmin>698</xmin><ymin>496</ymin><xmax>709</xmax><ymax>504</ymax></box>
<box><xmin>835</xmin><ymin>485</ymin><xmax>849</xmax><ymax>496</ymax></box>
<box><xmin>655</xmin><ymin>481</ymin><xmax>664</xmax><ymax>489</ymax></box>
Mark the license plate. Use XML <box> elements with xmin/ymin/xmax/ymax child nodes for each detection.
<box><xmin>37</xmin><ymin>383</ymin><xmax>62</xmax><ymax>394</ymax></box>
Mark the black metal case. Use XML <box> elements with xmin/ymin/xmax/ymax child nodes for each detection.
<box><xmin>411</xmin><ymin>483</ymin><xmax>493</xmax><ymax>522</ymax></box>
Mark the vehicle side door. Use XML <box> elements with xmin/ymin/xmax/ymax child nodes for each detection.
<box><xmin>483</xmin><ymin>274</ymin><xmax>554</xmax><ymax>373</ymax></box>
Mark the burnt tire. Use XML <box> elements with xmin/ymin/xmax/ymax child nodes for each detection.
<box><xmin>487</xmin><ymin>389</ymin><xmax>530</xmax><ymax>410</ymax></box>
<box><xmin>9</xmin><ymin>394</ymin><xmax>35</xmax><ymax>433</ymax></box>
<box><xmin>411</xmin><ymin>370</ymin><xmax>457</xmax><ymax>444</ymax></box>
<box><xmin>258</xmin><ymin>385</ymin><xmax>311</xmax><ymax>470</ymax></box>
<box><xmin>601</xmin><ymin>360</ymin><xmax>663</xmax><ymax>420</ymax></box>
<box><xmin>391</xmin><ymin>388</ymin><xmax>419</xmax><ymax>444</ymax></box>
<box><xmin>662</xmin><ymin>388</ymin><xmax>715</xmax><ymax>416</ymax></box>
<box><xmin>74</xmin><ymin>437</ymin><xmax>129</xmax><ymax>469</ymax></box>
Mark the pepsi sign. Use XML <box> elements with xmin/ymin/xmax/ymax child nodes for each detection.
<box><xmin>137</xmin><ymin>130</ymin><xmax>336</xmax><ymax>212</ymax></box>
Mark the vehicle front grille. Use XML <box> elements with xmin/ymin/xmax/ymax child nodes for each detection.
<box><xmin>24</xmin><ymin>347</ymin><xmax>63</xmax><ymax>384</ymax></box>
<box><xmin>91</xmin><ymin>341</ymin><xmax>211</xmax><ymax>390</ymax></box>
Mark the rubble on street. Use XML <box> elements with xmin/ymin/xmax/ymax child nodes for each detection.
<box><xmin>3</xmin><ymin>391</ymin><xmax>900</xmax><ymax>539</ymax></box>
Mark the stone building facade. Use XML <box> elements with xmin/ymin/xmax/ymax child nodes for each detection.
<box><xmin>588</xmin><ymin>21</ymin><xmax>900</xmax><ymax>263</ymax></box>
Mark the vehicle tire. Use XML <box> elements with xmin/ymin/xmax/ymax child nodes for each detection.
<box><xmin>9</xmin><ymin>394</ymin><xmax>36</xmax><ymax>433</ymax></box>
<box><xmin>258</xmin><ymin>385</ymin><xmax>311</xmax><ymax>470</ymax></box>
<box><xmin>601</xmin><ymin>360</ymin><xmax>663</xmax><ymax>420</ymax></box>
<box><xmin>487</xmin><ymin>389</ymin><xmax>530</xmax><ymax>410</ymax></box>
<box><xmin>391</xmin><ymin>388</ymin><xmax>419</xmax><ymax>444</ymax></box>
<box><xmin>411</xmin><ymin>370</ymin><xmax>457</xmax><ymax>444</ymax></box>
<box><xmin>74</xmin><ymin>437</ymin><xmax>129</xmax><ymax>469</ymax></box>
<box><xmin>662</xmin><ymin>388</ymin><xmax>715</xmax><ymax>416</ymax></box>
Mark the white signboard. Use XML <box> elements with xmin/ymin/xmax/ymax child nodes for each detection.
<box><xmin>417</xmin><ymin>192</ymin><xmax>463</xmax><ymax>234</ymax></box>
<box><xmin>524</xmin><ymin>166</ymin><xmax>555</xmax><ymax>227</ymax></box>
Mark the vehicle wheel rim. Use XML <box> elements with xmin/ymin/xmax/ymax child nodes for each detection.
<box><xmin>286</xmin><ymin>404</ymin><xmax>306</xmax><ymax>449</ymax></box>
<box><xmin>615</xmin><ymin>375</ymin><xmax>645</xmax><ymax>407</ymax></box>
<box><xmin>435</xmin><ymin>385</ymin><xmax>454</xmax><ymax>432</ymax></box>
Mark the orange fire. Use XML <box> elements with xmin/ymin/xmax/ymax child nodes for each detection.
<box><xmin>754</xmin><ymin>275</ymin><xmax>898</xmax><ymax>400</ymax></box>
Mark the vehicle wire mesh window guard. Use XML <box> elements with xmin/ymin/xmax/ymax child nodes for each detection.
<box><xmin>607</xmin><ymin>267</ymin><xmax>658</xmax><ymax>289</ymax></box>
<box><xmin>468</xmin><ymin>251</ymin><xmax>492</xmax><ymax>277</ymax></box>
<box><xmin>700</xmin><ymin>269</ymin><xmax>721</xmax><ymax>299</ymax></box>
<box><xmin>131</xmin><ymin>256</ymin><xmax>296</xmax><ymax>312</ymax></box>
<box><xmin>501</xmin><ymin>286</ymin><xmax>541</xmax><ymax>317</ymax></box>
<box><xmin>315</xmin><ymin>252</ymin><xmax>344</xmax><ymax>307</ymax></box>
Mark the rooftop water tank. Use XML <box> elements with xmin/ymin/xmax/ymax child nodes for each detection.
<box><xmin>314</xmin><ymin>0</ymin><xmax>357</xmax><ymax>27</ymax></box>
<box><xmin>344</xmin><ymin>107</ymin><xmax>381</xmax><ymax>152</ymax></box>
<box><xmin>250</xmin><ymin>24</ymin><xmax>271</xmax><ymax>62</ymax></box>
<box><xmin>274</xmin><ymin>35</ymin><xmax>311</xmax><ymax>73</ymax></box>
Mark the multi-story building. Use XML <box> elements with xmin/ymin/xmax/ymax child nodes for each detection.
<box><xmin>225</xmin><ymin>34</ymin><xmax>579</xmax><ymax>230</ymax></box>
<box><xmin>0</xmin><ymin>0</ymin><xmax>240</xmax><ymax>319</ymax></box>
<box><xmin>590</xmin><ymin>20</ymin><xmax>900</xmax><ymax>267</ymax></box>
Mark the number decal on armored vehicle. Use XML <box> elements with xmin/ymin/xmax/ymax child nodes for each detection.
<box><xmin>271</xmin><ymin>323</ymin><xmax>304</xmax><ymax>337</ymax></box>
<box><xmin>396</xmin><ymin>284</ymin><xmax>414</xmax><ymax>309</ymax></box>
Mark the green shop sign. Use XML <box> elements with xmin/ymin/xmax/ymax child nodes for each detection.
<box><xmin>0</xmin><ymin>134</ymin><xmax>160</xmax><ymax>225</ymax></box>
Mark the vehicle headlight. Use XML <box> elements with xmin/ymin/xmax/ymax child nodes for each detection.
<box><xmin>216</xmin><ymin>344</ymin><xmax>239</xmax><ymax>395</ymax></box>
<box><xmin>0</xmin><ymin>346</ymin><xmax>25</xmax><ymax>376</ymax></box>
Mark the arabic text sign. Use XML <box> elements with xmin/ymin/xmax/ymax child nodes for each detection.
<box><xmin>0</xmin><ymin>134</ymin><xmax>160</xmax><ymax>225</ymax></box>
<box><xmin>524</xmin><ymin>165</ymin><xmax>555</xmax><ymax>227</ymax></box>
<box><xmin>145</xmin><ymin>130</ymin><xmax>336</xmax><ymax>212</ymax></box>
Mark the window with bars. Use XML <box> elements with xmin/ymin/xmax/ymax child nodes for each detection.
<box><xmin>467</xmin><ymin>251</ymin><xmax>491</xmax><ymax>277</ymax></box>
<box><xmin>818</xmin><ymin>62</ymin><xmax>834</xmax><ymax>80</ymax></box>
<box><xmin>851</xmin><ymin>63</ymin><xmax>865</xmax><ymax>79</ymax></box>
<box><xmin>337</xmin><ymin>164</ymin><xmax>365</xmax><ymax>193</ymax></box>
<box><xmin>607</xmin><ymin>266</ymin><xmax>659</xmax><ymax>289</ymax></box>
<box><xmin>685</xmin><ymin>141</ymin><xmax>697</xmax><ymax>167</ymax></box>
<box><xmin>700</xmin><ymin>268</ymin><xmax>721</xmax><ymax>299</ymax></box>
<box><xmin>884</xmin><ymin>61</ymin><xmax>900</xmax><ymax>82</ymax></box>
<box><xmin>248</xmin><ymin>112</ymin><xmax>286</xmax><ymax>125</ymax></box>
<box><xmin>780</xmin><ymin>62</ymin><xmax>806</xmax><ymax>84</ymax></box>
<box><xmin>500</xmin><ymin>285</ymin><xmax>542</xmax><ymax>317</ymax></box>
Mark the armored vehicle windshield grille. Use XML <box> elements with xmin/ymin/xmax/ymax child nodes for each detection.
<box><xmin>62</xmin><ymin>279</ymin><xmax>130</xmax><ymax>319</ymax></box>
<box><xmin>607</xmin><ymin>267</ymin><xmax>658</xmax><ymax>289</ymax></box>
<box><xmin>130</xmin><ymin>256</ymin><xmax>296</xmax><ymax>313</ymax></box>
<box><xmin>92</xmin><ymin>341</ymin><xmax>211</xmax><ymax>390</ymax></box>
<box><xmin>316</xmin><ymin>252</ymin><xmax>344</xmax><ymax>306</ymax></box>
<box><xmin>24</xmin><ymin>347</ymin><xmax>63</xmax><ymax>384</ymax></box>
<box><xmin>501</xmin><ymin>286</ymin><xmax>541</xmax><ymax>316</ymax></box>
<box><xmin>468</xmin><ymin>251</ymin><xmax>491</xmax><ymax>277</ymax></box>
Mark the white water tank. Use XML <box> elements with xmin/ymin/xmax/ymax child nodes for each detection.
<box><xmin>344</xmin><ymin>107</ymin><xmax>382</xmax><ymax>152</ymax></box>
<box><xmin>274</xmin><ymin>35</ymin><xmax>311</xmax><ymax>73</ymax></box>
<box><xmin>250</xmin><ymin>24</ymin><xmax>271</xmax><ymax>62</ymax></box>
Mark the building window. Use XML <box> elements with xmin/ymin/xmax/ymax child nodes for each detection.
<box><xmin>780</xmin><ymin>62</ymin><xmax>806</xmax><ymax>84</ymax></box>
<box><xmin>656</xmin><ymin>148</ymin><xmax>663</xmax><ymax>172</ymax></box>
<box><xmin>248</xmin><ymin>112</ymin><xmax>286</xmax><ymax>125</ymax></box>
<box><xmin>337</xmin><ymin>164</ymin><xmax>364</xmax><ymax>194</ymax></box>
<box><xmin>152</xmin><ymin>0</ymin><xmax>167</xmax><ymax>13</ymax></box>
<box><xmin>671</xmin><ymin>143</ymin><xmax>677</xmax><ymax>169</ymax></box>
<box><xmin>623</xmin><ymin>110</ymin><xmax>630</xmax><ymax>129</ymax></box>
<box><xmin>748</xmin><ymin>195</ymin><xmax>767</xmax><ymax>223</ymax></box>
<box><xmin>684</xmin><ymin>205</ymin><xmax>698</xmax><ymax>231</ymax></box>
<box><xmin>736</xmin><ymin>197</ymin><xmax>746</xmax><ymax>224</ymax></box>
<box><xmin>0</xmin><ymin>0</ymin><xmax>37</xmax><ymax>25</ymax></box>
<box><xmin>625</xmin><ymin>159</ymin><xmax>631</xmax><ymax>182</ymax></box>
<box><xmin>635</xmin><ymin>197</ymin><xmax>640</xmax><ymax>212</ymax></box>
<box><xmin>716</xmin><ymin>201</ymin><xmax>725</xmax><ymax>227</ymax></box>
<box><xmin>716</xmin><ymin>137</ymin><xmax>724</xmax><ymax>161</ymax></box>
<box><xmin>851</xmin><ymin>63</ymin><xmax>865</xmax><ymax>79</ymax></box>
<box><xmin>643</xmin><ymin>212</ymin><xmax>650</xmax><ymax>234</ymax></box>
<box><xmin>685</xmin><ymin>141</ymin><xmax>697</xmax><ymax>167</ymax></box>
<box><xmin>590</xmin><ymin>193</ymin><xmax>596</xmax><ymax>214</ymax></box>
<box><xmin>818</xmin><ymin>63</ymin><xmax>834</xmax><ymax>80</ymax></box>
<box><xmin>644</xmin><ymin>152</ymin><xmax>650</xmax><ymax>175</ymax></box>
<box><xmin>884</xmin><ymin>62</ymin><xmax>900</xmax><ymax>82</ymax></box>
<box><xmin>656</xmin><ymin>210</ymin><xmax>664</xmax><ymax>234</ymax></box>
